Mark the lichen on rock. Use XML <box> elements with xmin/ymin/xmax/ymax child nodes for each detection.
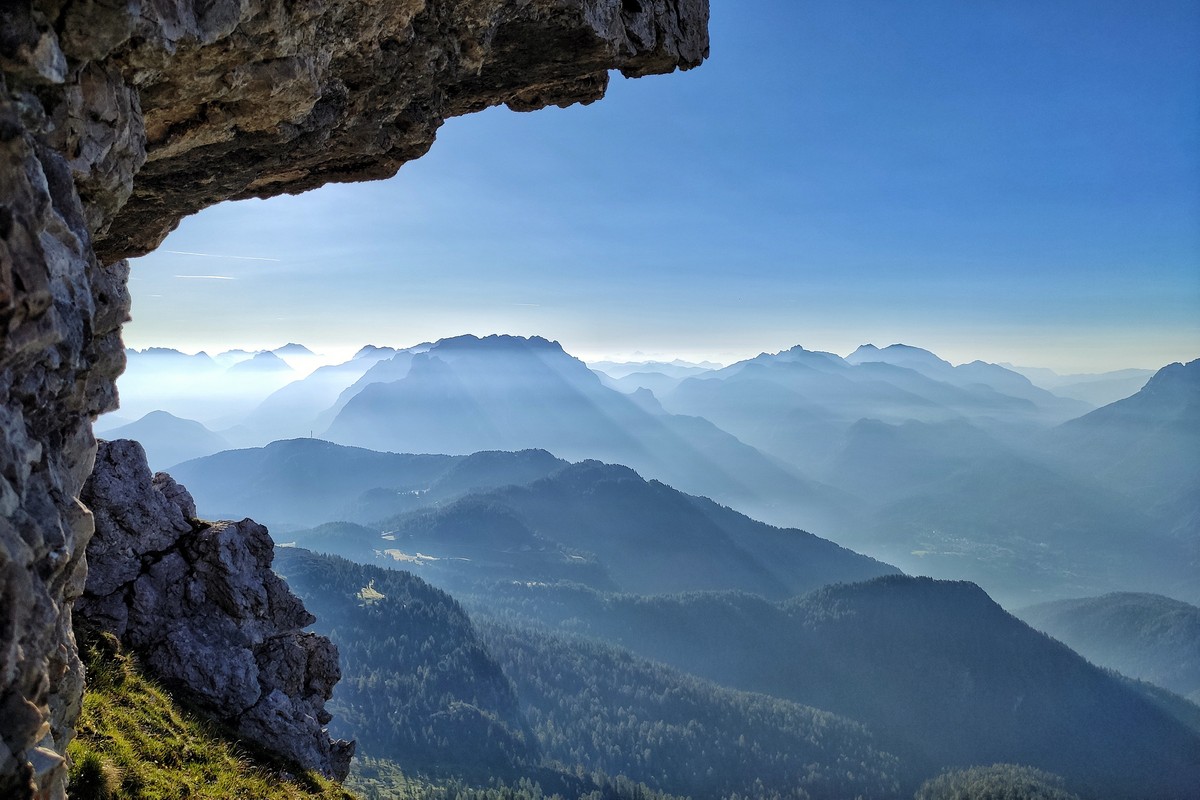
<box><xmin>0</xmin><ymin>0</ymin><xmax>708</xmax><ymax>796</ymax></box>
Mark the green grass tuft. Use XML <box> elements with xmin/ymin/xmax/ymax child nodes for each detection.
<box><xmin>68</xmin><ymin>625</ymin><xmax>356</xmax><ymax>800</ymax></box>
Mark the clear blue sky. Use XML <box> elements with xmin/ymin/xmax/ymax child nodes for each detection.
<box><xmin>125</xmin><ymin>0</ymin><xmax>1200</xmax><ymax>373</ymax></box>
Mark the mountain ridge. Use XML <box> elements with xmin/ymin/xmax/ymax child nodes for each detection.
<box><xmin>464</xmin><ymin>574</ymin><xmax>1200</xmax><ymax>799</ymax></box>
<box><xmin>1018</xmin><ymin>591</ymin><xmax>1200</xmax><ymax>702</ymax></box>
<box><xmin>322</xmin><ymin>335</ymin><xmax>845</xmax><ymax>531</ymax></box>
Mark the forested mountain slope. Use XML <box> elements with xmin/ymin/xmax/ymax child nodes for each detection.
<box><xmin>478</xmin><ymin>621</ymin><xmax>905</xmax><ymax>800</ymax></box>
<box><xmin>274</xmin><ymin>548</ymin><xmax>907</xmax><ymax>799</ymax></box>
<box><xmin>273</xmin><ymin>548</ymin><xmax>537</xmax><ymax>778</ymax></box>
<box><xmin>464</xmin><ymin>576</ymin><xmax>1200</xmax><ymax>799</ymax></box>
<box><xmin>1019</xmin><ymin>592</ymin><xmax>1200</xmax><ymax>703</ymax></box>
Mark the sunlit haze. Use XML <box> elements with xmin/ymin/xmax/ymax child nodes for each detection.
<box><xmin>123</xmin><ymin>0</ymin><xmax>1200</xmax><ymax>374</ymax></box>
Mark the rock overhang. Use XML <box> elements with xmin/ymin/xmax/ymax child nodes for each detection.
<box><xmin>0</xmin><ymin>0</ymin><xmax>708</xmax><ymax>796</ymax></box>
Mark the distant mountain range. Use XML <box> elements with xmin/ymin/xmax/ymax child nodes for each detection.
<box><xmin>846</xmin><ymin>343</ymin><xmax>1089</xmax><ymax>414</ymax></box>
<box><xmin>588</xmin><ymin>358</ymin><xmax>722</xmax><ymax>379</ymax></box>
<box><xmin>105</xmin><ymin>335</ymin><xmax>1200</xmax><ymax>799</ymax></box>
<box><xmin>273</xmin><ymin>342</ymin><xmax>316</xmax><ymax>357</ymax></box>
<box><xmin>662</xmin><ymin>343</ymin><xmax>1089</xmax><ymax>469</ymax></box>
<box><xmin>115</xmin><ymin>336</ymin><xmax>1198</xmax><ymax>606</ymax></box>
<box><xmin>227</xmin><ymin>350</ymin><xmax>294</xmax><ymax>373</ymax></box>
<box><xmin>242</xmin><ymin>345</ymin><xmax>401</xmax><ymax>442</ymax></box>
<box><xmin>321</xmin><ymin>335</ymin><xmax>845</xmax><ymax>530</ymax></box>
<box><xmin>1003</xmin><ymin>363</ymin><xmax>1155</xmax><ymax>407</ymax></box>
<box><xmin>1048</xmin><ymin>358</ymin><xmax>1199</xmax><ymax>540</ymax></box>
<box><xmin>102</xmin><ymin>411</ymin><xmax>230</xmax><ymax>471</ymax></box>
<box><xmin>590</xmin><ymin>358</ymin><xmax>720</xmax><ymax>395</ymax></box>
<box><xmin>115</xmin><ymin>343</ymin><xmax>325</xmax><ymax>425</ymax></box>
<box><xmin>658</xmin><ymin>348</ymin><xmax>1197</xmax><ymax>604</ymax></box>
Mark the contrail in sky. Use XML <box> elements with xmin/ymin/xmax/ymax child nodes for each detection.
<box><xmin>164</xmin><ymin>249</ymin><xmax>282</xmax><ymax>262</ymax></box>
<box><xmin>174</xmin><ymin>275</ymin><xmax>237</xmax><ymax>280</ymax></box>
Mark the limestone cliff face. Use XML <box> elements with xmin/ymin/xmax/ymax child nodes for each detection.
<box><xmin>80</xmin><ymin>440</ymin><xmax>353</xmax><ymax>779</ymax></box>
<box><xmin>0</xmin><ymin>1</ymin><xmax>707</xmax><ymax>796</ymax></box>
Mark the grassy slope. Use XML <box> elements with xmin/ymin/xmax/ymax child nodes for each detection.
<box><xmin>67</xmin><ymin>626</ymin><xmax>355</xmax><ymax>800</ymax></box>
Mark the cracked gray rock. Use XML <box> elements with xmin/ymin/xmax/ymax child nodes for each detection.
<box><xmin>80</xmin><ymin>439</ymin><xmax>354</xmax><ymax>779</ymax></box>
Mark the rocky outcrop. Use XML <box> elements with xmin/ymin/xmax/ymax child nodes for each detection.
<box><xmin>0</xmin><ymin>67</ymin><xmax>127</xmax><ymax>800</ymax></box>
<box><xmin>24</xmin><ymin>0</ymin><xmax>709</xmax><ymax>264</ymax></box>
<box><xmin>0</xmin><ymin>1</ymin><xmax>708</xmax><ymax>796</ymax></box>
<box><xmin>80</xmin><ymin>439</ymin><xmax>354</xmax><ymax>779</ymax></box>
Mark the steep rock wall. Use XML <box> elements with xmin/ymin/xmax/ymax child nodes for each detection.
<box><xmin>80</xmin><ymin>440</ymin><xmax>353</xmax><ymax>780</ymax></box>
<box><xmin>0</xmin><ymin>1</ymin><xmax>708</xmax><ymax>797</ymax></box>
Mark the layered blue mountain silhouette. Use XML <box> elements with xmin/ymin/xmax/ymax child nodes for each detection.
<box><xmin>174</xmin><ymin>439</ymin><xmax>894</xmax><ymax>599</ymax></box>
<box><xmin>112</xmin><ymin>338</ymin><xmax>1200</xmax><ymax>798</ymax></box>
<box><xmin>321</xmin><ymin>335</ymin><xmax>845</xmax><ymax>530</ymax></box>
<box><xmin>122</xmin><ymin>336</ymin><xmax>1196</xmax><ymax>605</ymax></box>
<box><xmin>102</xmin><ymin>410</ymin><xmax>229</xmax><ymax>471</ymax></box>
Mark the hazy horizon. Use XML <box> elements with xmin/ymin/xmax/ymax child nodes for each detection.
<box><xmin>118</xmin><ymin>332</ymin><xmax>1188</xmax><ymax>377</ymax></box>
<box><xmin>121</xmin><ymin>0</ymin><xmax>1200</xmax><ymax>377</ymax></box>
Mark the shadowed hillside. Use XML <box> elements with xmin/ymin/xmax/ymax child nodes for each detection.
<box><xmin>170</xmin><ymin>439</ymin><xmax>567</xmax><ymax>526</ymax></box>
<box><xmin>287</xmin><ymin>457</ymin><xmax>897</xmax><ymax>598</ymax></box>
<box><xmin>1019</xmin><ymin>592</ymin><xmax>1200</xmax><ymax>703</ymax></box>
<box><xmin>463</xmin><ymin>576</ymin><xmax>1200</xmax><ymax>799</ymax></box>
